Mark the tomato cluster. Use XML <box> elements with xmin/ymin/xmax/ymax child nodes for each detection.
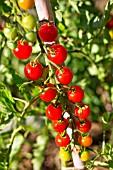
<box><xmin>2</xmin><ymin>1</ymin><xmax>93</xmax><ymax>164</ymax></box>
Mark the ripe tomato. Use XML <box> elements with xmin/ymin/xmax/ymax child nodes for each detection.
<box><xmin>80</xmin><ymin>151</ymin><xmax>89</xmax><ymax>162</ymax></box>
<box><xmin>38</xmin><ymin>23</ymin><xmax>58</xmax><ymax>42</ymax></box>
<box><xmin>13</xmin><ymin>40</ymin><xmax>32</xmax><ymax>60</ymax></box>
<box><xmin>4</xmin><ymin>27</ymin><xmax>17</xmax><ymax>40</ymax></box>
<box><xmin>46</xmin><ymin>103</ymin><xmax>62</xmax><ymax>120</ymax></box>
<box><xmin>55</xmin><ymin>67</ymin><xmax>73</xmax><ymax>85</ymax></box>
<box><xmin>59</xmin><ymin>148</ymin><xmax>71</xmax><ymax>161</ymax></box>
<box><xmin>75</xmin><ymin>103</ymin><xmax>90</xmax><ymax>119</ymax></box>
<box><xmin>67</xmin><ymin>85</ymin><xmax>84</xmax><ymax>103</ymax></box>
<box><xmin>24</xmin><ymin>61</ymin><xmax>43</xmax><ymax>81</ymax></box>
<box><xmin>0</xmin><ymin>25</ymin><xmax>3</xmax><ymax>31</ymax></box>
<box><xmin>39</xmin><ymin>83</ymin><xmax>57</xmax><ymax>102</ymax></box>
<box><xmin>18</xmin><ymin>0</ymin><xmax>34</xmax><ymax>10</ymax></box>
<box><xmin>52</xmin><ymin>118</ymin><xmax>68</xmax><ymax>133</ymax></box>
<box><xmin>48</xmin><ymin>44</ymin><xmax>67</xmax><ymax>65</ymax></box>
<box><xmin>76</xmin><ymin>119</ymin><xmax>91</xmax><ymax>133</ymax></box>
<box><xmin>78</xmin><ymin>135</ymin><xmax>93</xmax><ymax>147</ymax></box>
<box><xmin>106</xmin><ymin>17</ymin><xmax>113</xmax><ymax>29</ymax></box>
<box><xmin>55</xmin><ymin>133</ymin><xmax>70</xmax><ymax>147</ymax></box>
<box><xmin>22</xmin><ymin>15</ymin><xmax>36</xmax><ymax>30</ymax></box>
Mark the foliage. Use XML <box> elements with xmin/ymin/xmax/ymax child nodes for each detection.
<box><xmin>0</xmin><ymin>0</ymin><xmax>113</xmax><ymax>169</ymax></box>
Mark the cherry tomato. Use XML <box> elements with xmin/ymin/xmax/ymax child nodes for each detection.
<box><xmin>22</xmin><ymin>15</ymin><xmax>36</xmax><ymax>30</ymax></box>
<box><xmin>55</xmin><ymin>66</ymin><xmax>73</xmax><ymax>85</ymax></box>
<box><xmin>75</xmin><ymin>103</ymin><xmax>90</xmax><ymax>119</ymax></box>
<box><xmin>25</xmin><ymin>31</ymin><xmax>37</xmax><ymax>42</ymax></box>
<box><xmin>106</xmin><ymin>17</ymin><xmax>113</xmax><ymax>29</ymax></box>
<box><xmin>76</xmin><ymin>119</ymin><xmax>91</xmax><ymax>133</ymax></box>
<box><xmin>80</xmin><ymin>151</ymin><xmax>89</xmax><ymax>162</ymax></box>
<box><xmin>78</xmin><ymin>135</ymin><xmax>93</xmax><ymax>147</ymax></box>
<box><xmin>59</xmin><ymin>148</ymin><xmax>71</xmax><ymax>161</ymax></box>
<box><xmin>67</xmin><ymin>85</ymin><xmax>84</xmax><ymax>103</ymax></box>
<box><xmin>52</xmin><ymin>118</ymin><xmax>68</xmax><ymax>133</ymax></box>
<box><xmin>24</xmin><ymin>61</ymin><xmax>43</xmax><ymax>81</ymax></box>
<box><xmin>0</xmin><ymin>25</ymin><xmax>3</xmax><ymax>31</ymax></box>
<box><xmin>39</xmin><ymin>83</ymin><xmax>57</xmax><ymax>102</ymax></box>
<box><xmin>55</xmin><ymin>133</ymin><xmax>70</xmax><ymax>147</ymax></box>
<box><xmin>13</xmin><ymin>40</ymin><xmax>32</xmax><ymax>60</ymax></box>
<box><xmin>46</xmin><ymin>103</ymin><xmax>62</xmax><ymax>120</ymax></box>
<box><xmin>18</xmin><ymin>0</ymin><xmax>34</xmax><ymax>10</ymax></box>
<box><xmin>38</xmin><ymin>23</ymin><xmax>58</xmax><ymax>42</ymax></box>
<box><xmin>48</xmin><ymin>44</ymin><xmax>67</xmax><ymax>65</ymax></box>
<box><xmin>4</xmin><ymin>27</ymin><xmax>17</xmax><ymax>40</ymax></box>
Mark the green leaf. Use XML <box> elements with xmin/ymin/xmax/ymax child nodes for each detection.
<box><xmin>11</xmin><ymin>70</ymin><xmax>25</xmax><ymax>85</ymax></box>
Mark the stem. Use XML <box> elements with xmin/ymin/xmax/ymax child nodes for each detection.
<box><xmin>13</xmin><ymin>97</ymin><xmax>27</xmax><ymax>105</ymax></box>
<box><xmin>33</xmin><ymin>52</ymin><xmax>42</xmax><ymax>63</ymax></box>
<box><xmin>102</xmin><ymin>130</ymin><xmax>106</xmax><ymax>153</ymax></box>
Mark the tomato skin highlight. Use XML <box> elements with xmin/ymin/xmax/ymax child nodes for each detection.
<box><xmin>46</xmin><ymin>103</ymin><xmax>62</xmax><ymax>120</ymax></box>
<box><xmin>56</xmin><ymin>67</ymin><xmax>73</xmax><ymax>85</ymax></box>
<box><xmin>24</xmin><ymin>62</ymin><xmax>43</xmax><ymax>81</ymax></box>
<box><xmin>52</xmin><ymin>118</ymin><xmax>68</xmax><ymax>133</ymax></box>
<box><xmin>80</xmin><ymin>151</ymin><xmax>89</xmax><ymax>162</ymax></box>
<box><xmin>75</xmin><ymin>103</ymin><xmax>90</xmax><ymax>119</ymax></box>
<box><xmin>18</xmin><ymin>0</ymin><xmax>35</xmax><ymax>10</ymax></box>
<box><xmin>76</xmin><ymin>119</ymin><xmax>91</xmax><ymax>133</ymax></box>
<box><xmin>78</xmin><ymin>135</ymin><xmax>93</xmax><ymax>147</ymax></box>
<box><xmin>48</xmin><ymin>44</ymin><xmax>67</xmax><ymax>65</ymax></box>
<box><xmin>67</xmin><ymin>85</ymin><xmax>84</xmax><ymax>103</ymax></box>
<box><xmin>39</xmin><ymin>83</ymin><xmax>57</xmax><ymax>102</ymax></box>
<box><xmin>38</xmin><ymin>23</ymin><xmax>58</xmax><ymax>42</ymax></box>
<box><xmin>59</xmin><ymin>148</ymin><xmax>71</xmax><ymax>161</ymax></box>
<box><xmin>13</xmin><ymin>40</ymin><xmax>32</xmax><ymax>60</ymax></box>
<box><xmin>55</xmin><ymin>133</ymin><xmax>70</xmax><ymax>147</ymax></box>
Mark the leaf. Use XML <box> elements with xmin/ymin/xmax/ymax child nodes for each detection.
<box><xmin>11</xmin><ymin>70</ymin><xmax>25</xmax><ymax>85</ymax></box>
<box><xmin>55</xmin><ymin>9</ymin><xmax>62</xmax><ymax>22</ymax></box>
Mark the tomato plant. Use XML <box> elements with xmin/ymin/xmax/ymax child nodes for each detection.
<box><xmin>80</xmin><ymin>151</ymin><xmax>89</xmax><ymax>162</ymax></box>
<box><xmin>24</xmin><ymin>61</ymin><xmax>43</xmax><ymax>81</ymax></box>
<box><xmin>67</xmin><ymin>85</ymin><xmax>84</xmax><ymax>103</ymax></box>
<box><xmin>18</xmin><ymin>0</ymin><xmax>35</xmax><ymax>10</ymax></box>
<box><xmin>46</xmin><ymin>103</ymin><xmax>62</xmax><ymax>120</ymax></box>
<box><xmin>13</xmin><ymin>40</ymin><xmax>32</xmax><ymax>60</ymax></box>
<box><xmin>39</xmin><ymin>83</ymin><xmax>57</xmax><ymax>102</ymax></box>
<box><xmin>47</xmin><ymin>44</ymin><xmax>67</xmax><ymax>65</ymax></box>
<box><xmin>38</xmin><ymin>23</ymin><xmax>58</xmax><ymax>42</ymax></box>
<box><xmin>75</xmin><ymin>103</ymin><xmax>90</xmax><ymax>119</ymax></box>
<box><xmin>22</xmin><ymin>15</ymin><xmax>36</xmax><ymax>30</ymax></box>
<box><xmin>55</xmin><ymin>133</ymin><xmax>70</xmax><ymax>147</ymax></box>
<box><xmin>55</xmin><ymin>66</ymin><xmax>73</xmax><ymax>85</ymax></box>
<box><xmin>52</xmin><ymin>118</ymin><xmax>68</xmax><ymax>133</ymax></box>
<box><xmin>78</xmin><ymin>135</ymin><xmax>93</xmax><ymax>147</ymax></box>
<box><xmin>76</xmin><ymin>119</ymin><xmax>91</xmax><ymax>133</ymax></box>
<box><xmin>59</xmin><ymin>148</ymin><xmax>71</xmax><ymax>161</ymax></box>
<box><xmin>3</xmin><ymin>27</ymin><xmax>17</xmax><ymax>40</ymax></box>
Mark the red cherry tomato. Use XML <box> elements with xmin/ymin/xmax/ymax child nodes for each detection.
<box><xmin>78</xmin><ymin>135</ymin><xmax>93</xmax><ymax>147</ymax></box>
<box><xmin>52</xmin><ymin>118</ymin><xmax>68</xmax><ymax>133</ymax></box>
<box><xmin>13</xmin><ymin>40</ymin><xmax>32</xmax><ymax>60</ymax></box>
<box><xmin>38</xmin><ymin>23</ymin><xmax>58</xmax><ymax>42</ymax></box>
<box><xmin>18</xmin><ymin>0</ymin><xmax>34</xmax><ymax>10</ymax></box>
<box><xmin>106</xmin><ymin>17</ymin><xmax>113</xmax><ymax>29</ymax></box>
<box><xmin>39</xmin><ymin>83</ymin><xmax>57</xmax><ymax>102</ymax></box>
<box><xmin>76</xmin><ymin>119</ymin><xmax>91</xmax><ymax>133</ymax></box>
<box><xmin>55</xmin><ymin>133</ymin><xmax>70</xmax><ymax>147</ymax></box>
<box><xmin>46</xmin><ymin>103</ymin><xmax>62</xmax><ymax>120</ymax></box>
<box><xmin>67</xmin><ymin>85</ymin><xmax>84</xmax><ymax>103</ymax></box>
<box><xmin>24</xmin><ymin>61</ymin><xmax>43</xmax><ymax>81</ymax></box>
<box><xmin>48</xmin><ymin>44</ymin><xmax>67</xmax><ymax>65</ymax></box>
<box><xmin>55</xmin><ymin>66</ymin><xmax>73</xmax><ymax>85</ymax></box>
<box><xmin>75</xmin><ymin>103</ymin><xmax>90</xmax><ymax>119</ymax></box>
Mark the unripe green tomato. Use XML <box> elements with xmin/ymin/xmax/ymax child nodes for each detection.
<box><xmin>22</xmin><ymin>15</ymin><xmax>36</xmax><ymax>30</ymax></box>
<box><xmin>7</xmin><ymin>41</ymin><xmax>17</xmax><ymax>50</ymax></box>
<box><xmin>80</xmin><ymin>151</ymin><xmax>89</xmax><ymax>162</ymax></box>
<box><xmin>2</xmin><ymin>46</ymin><xmax>11</xmax><ymax>58</ymax></box>
<box><xmin>3</xmin><ymin>27</ymin><xmax>17</xmax><ymax>40</ymax></box>
<box><xmin>25</xmin><ymin>31</ymin><xmax>37</xmax><ymax>42</ymax></box>
<box><xmin>59</xmin><ymin>148</ymin><xmax>71</xmax><ymax>161</ymax></box>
